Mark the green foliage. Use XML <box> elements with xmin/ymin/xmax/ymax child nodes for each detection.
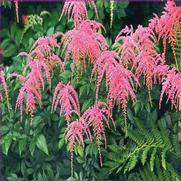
<box><xmin>104</xmin><ymin>111</ymin><xmax>180</xmax><ymax>180</ymax></box>
<box><xmin>0</xmin><ymin>1</ymin><xmax>180</xmax><ymax>181</ymax></box>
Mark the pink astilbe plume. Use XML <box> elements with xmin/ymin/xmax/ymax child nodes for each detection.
<box><xmin>114</xmin><ymin>25</ymin><xmax>168</xmax><ymax>93</ymax></box>
<box><xmin>65</xmin><ymin>118</ymin><xmax>92</xmax><ymax>175</ymax></box>
<box><xmin>31</xmin><ymin>35</ymin><xmax>60</xmax><ymax>56</ymax></box>
<box><xmin>15</xmin><ymin>34</ymin><xmax>64</xmax><ymax>121</ymax></box>
<box><xmin>0</xmin><ymin>70</ymin><xmax>9</xmax><ymax>109</ymax></box>
<box><xmin>62</xmin><ymin>20</ymin><xmax>107</xmax><ymax>73</ymax></box>
<box><xmin>65</xmin><ymin>102</ymin><xmax>114</xmax><ymax>172</ymax></box>
<box><xmin>51</xmin><ymin>82</ymin><xmax>80</xmax><ymax>124</ymax></box>
<box><xmin>82</xmin><ymin>101</ymin><xmax>115</xmax><ymax>166</ymax></box>
<box><xmin>18</xmin><ymin>54</ymin><xmax>52</xmax><ymax>90</ymax></box>
<box><xmin>60</xmin><ymin>0</ymin><xmax>98</xmax><ymax>27</ymax></box>
<box><xmin>15</xmin><ymin>63</ymin><xmax>44</xmax><ymax>123</ymax></box>
<box><xmin>160</xmin><ymin>68</ymin><xmax>181</xmax><ymax>111</ymax></box>
<box><xmin>14</xmin><ymin>0</ymin><xmax>19</xmax><ymax>23</ymax></box>
<box><xmin>20</xmin><ymin>34</ymin><xmax>64</xmax><ymax>73</ymax></box>
<box><xmin>149</xmin><ymin>0</ymin><xmax>181</xmax><ymax>58</ymax></box>
<box><xmin>92</xmin><ymin>51</ymin><xmax>138</xmax><ymax>119</ymax></box>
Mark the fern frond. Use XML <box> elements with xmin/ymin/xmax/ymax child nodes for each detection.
<box><xmin>150</xmin><ymin>147</ymin><xmax>157</xmax><ymax>171</ymax></box>
<box><xmin>141</xmin><ymin>146</ymin><xmax>150</xmax><ymax>165</ymax></box>
<box><xmin>161</xmin><ymin>149</ymin><xmax>167</xmax><ymax>170</ymax></box>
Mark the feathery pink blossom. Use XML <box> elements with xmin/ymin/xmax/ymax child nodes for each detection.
<box><xmin>114</xmin><ymin>25</ymin><xmax>167</xmax><ymax>91</ymax></box>
<box><xmin>62</xmin><ymin>20</ymin><xmax>107</xmax><ymax>73</ymax></box>
<box><xmin>92</xmin><ymin>51</ymin><xmax>138</xmax><ymax>114</ymax></box>
<box><xmin>15</xmin><ymin>65</ymin><xmax>43</xmax><ymax>123</ymax></box>
<box><xmin>60</xmin><ymin>0</ymin><xmax>98</xmax><ymax>27</ymax></box>
<box><xmin>82</xmin><ymin>101</ymin><xmax>115</xmax><ymax>166</ymax></box>
<box><xmin>15</xmin><ymin>34</ymin><xmax>64</xmax><ymax>121</ymax></box>
<box><xmin>0</xmin><ymin>70</ymin><xmax>9</xmax><ymax>109</ymax></box>
<box><xmin>149</xmin><ymin>0</ymin><xmax>181</xmax><ymax>57</ymax></box>
<box><xmin>51</xmin><ymin>82</ymin><xmax>80</xmax><ymax>124</ymax></box>
<box><xmin>14</xmin><ymin>0</ymin><xmax>19</xmax><ymax>23</ymax></box>
<box><xmin>31</xmin><ymin>36</ymin><xmax>60</xmax><ymax>56</ymax></box>
<box><xmin>160</xmin><ymin>68</ymin><xmax>181</xmax><ymax>111</ymax></box>
<box><xmin>65</xmin><ymin>118</ymin><xmax>92</xmax><ymax>175</ymax></box>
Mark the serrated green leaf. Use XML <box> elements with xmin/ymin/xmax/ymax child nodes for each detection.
<box><xmin>18</xmin><ymin>139</ymin><xmax>27</xmax><ymax>155</ymax></box>
<box><xmin>36</xmin><ymin>134</ymin><xmax>49</xmax><ymax>155</ymax></box>
<box><xmin>3</xmin><ymin>44</ymin><xmax>16</xmax><ymax>57</ymax></box>
<box><xmin>58</xmin><ymin>138</ymin><xmax>64</xmax><ymax>150</ymax></box>
<box><xmin>77</xmin><ymin>144</ymin><xmax>84</xmax><ymax>157</ymax></box>
<box><xmin>29</xmin><ymin>138</ymin><xmax>36</xmax><ymax>156</ymax></box>
<box><xmin>47</xmin><ymin>27</ymin><xmax>54</xmax><ymax>36</ymax></box>
<box><xmin>3</xmin><ymin>135</ymin><xmax>12</xmax><ymax>155</ymax></box>
<box><xmin>150</xmin><ymin>147</ymin><xmax>157</xmax><ymax>172</ymax></box>
<box><xmin>81</xmin><ymin>99</ymin><xmax>92</xmax><ymax>112</ymax></box>
<box><xmin>0</xmin><ymin>38</ymin><xmax>11</xmax><ymax>49</ymax></box>
<box><xmin>60</xmin><ymin>70</ymin><xmax>72</xmax><ymax>80</ymax></box>
<box><xmin>141</xmin><ymin>146</ymin><xmax>150</xmax><ymax>165</ymax></box>
<box><xmin>128</xmin><ymin>155</ymin><xmax>138</xmax><ymax>171</ymax></box>
<box><xmin>161</xmin><ymin>149</ymin><xmax>167</xmax><ymax>170</ymax></box>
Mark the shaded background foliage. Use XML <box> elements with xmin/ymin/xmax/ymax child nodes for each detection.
<box><xmin>0</xmin><ymin>1</ymin><xmax>180</xmax><ymax>181</ymax></box>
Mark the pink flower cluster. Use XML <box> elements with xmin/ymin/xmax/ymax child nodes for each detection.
<box><xmin>60</xmin><ymin>0</ymin><xmax>98</xmax><ymax>27</ymax></box>
<box><xmin>149</xmin><ymin>0</ymin><xmax>181</xmax><ymax>57</ymax></box>
<box><xmin>65</xmin><ymin>101</ymin><xmax>114</xmax><ymax>174</ymax></box>
<box><xmin>6</xmin><ymin>0</ymin><xmax>180</xmax><ymax>175</ymax></box>
<box><xmin>0</xmin><ymin>70</ymin><xmax>9</xmax><ymax>108</ymax></box>
<box><xmin>62</xmin><ymin>20</ymin><xmax>107</xmax><ymax>72</ymax></box>
<box><xmin>92</xmin><ymin>51</ymin><xmax>138</xmax><ymax>114</ymax></box>
<box><xmin>15</xmin><ymin>34</ymin><xmax>64</xmax><ymax>122</ymax></box>
<box><xmin>114</xmin><ymin>25</ymin><xmax>168</xmax><ymax>91</ymax></box>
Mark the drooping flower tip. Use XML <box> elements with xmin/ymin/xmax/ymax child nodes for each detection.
<box><xmin>51</xmin><ymin>82</ymin><xmax>80</xmax><ymax>124</ymax></box>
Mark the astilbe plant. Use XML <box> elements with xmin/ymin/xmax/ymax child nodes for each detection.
<box><xmin>62</xmin><ymin>20</ymin><xmax>107</xmax><ymax>73</ymax></box>
<box><xmin>92</xmin><ymin>51</ymin><xmax>138</xmax><ymax>129</ymax></box>
<box><xmin>82</xmin><ymin>101</ymin><xmax>115</xmax><ymax>166</ymax></box>
<box><xmin>51</xmin><ymin>82</ymin><xmax>80</xmax><ymax>124</ymax></box>
<box><xmin>60</xmin><ymin>0</ymin><xmax>98</xmax><ymax>27</ymax></box>
<box><xmin>65</xmin><ymin>101</ymin><xmax>114</xmax><ymax>174</ymax></box>
<box><xmin>4</xmin><ymin>0</ymin><xmax>181</xmax><ymax>177</ymax></box>
<box><xmin>14</xmin><ymin>34</ymin><xmax>64</xmax><ymax>123</ymax></box>
<box><xmin>65</xmin><ymin>118</ymin><xmax>92</xmax><ymax>176</ymax></box>
<box><xmin>15</xmin><ymin>60</ymin><xmax>52</xmax><ymax>123</ymax></box>
<box><xmin>149</xmin><ymin>0</ymin><xmax>181</xmax><ymax>64</ymax></box>
<box><xmin>14</xmin><ymin>0</ymin><xmax>19</xmax><ymax>23</ymax></box>
<box><xmin>160</xmin><ymin>68</ymin><xmax>181</xmax><ymax>110</ymax></box>
<box><xmin>114</xmin><ymin>25</ymin><xmax>169</xmax><ymax>103</ymax></box>
<box><xmin>0</xmin><ymin>69</ymin><xmax>9</xmax><ymax>109</ymax></box>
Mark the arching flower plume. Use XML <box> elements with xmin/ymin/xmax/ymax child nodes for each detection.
<box><xmin>15</xmin><ymin>59</ymin><xmax>53</xmax><ymax>123</ymax></box>
<box><xmin>114</xmin><ymin>25</ymin><xmax>167</xmax><ymax>92</ymax></box>
<box><xmin>149</xmin><ymin>0</ymin><xmax>181</xmax><ymax>59</ymax></box>
<box><xmin>0</xmin><ymin>70</ymin><xmax>9</xmax><ymax>109</ymax></box>
<box><xmin>160</xmin><ymin>68</ymin><xmax>181</xmax><ymax>111</ymax></box>
<box><xmin>15</xmin><ymin>68</ymin><xmax>42</xmax><ymax>123</ymax></box>
<box><xmin>65</xmin><ymin>118</ymin><xmax>92</xmax><ymax>176</ymax></box>
<box><xmin>18</xmin><ymin>53</ymin><xmax>52</xmax><ymax>90</ymax></box>
<box><xmin>82</xmin><ymin>101</ymin><xmax>115</xmax><ymax>166</ymax></box>
<box><xmin>14</xmin><ymin>34</ymin><xmax>64</xmax><ymax>121</ymax></box>
<box><xmin>60</xmin><ymin>0</ymin><xmax>98</xmax><ymax>27</ymax></box>
<box><xmin>92</xmin><ymin>51</ymin><xmax>138</xmax><ymax>117</ymax></box>
<box><xmin>30</xmin><ymin>35</ymin><xmax>60</xmax><ymax>55</ymax></box>
<box><xmin>14</xmin><ymin>0</ymin><xmax>19</xmax><ymax>23</ymax></box>
<box><xmin>65</xmin><ymin>101</ymin><xmax>114</xmax><ymax>174</ymax></box>
<box><xmin>20</xmin><ymin>33</ymin><xmax>64</xmax><ymax>72</ymax></box>
<box><xmin>51</xmin><ymin>82</ymin><xmax>80</xmax><ymax>124</ymax></box>
<box><xmin>62</xmin><ymin>20</ymin><xmax>107</xmax><ymax>73</ymax></box>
